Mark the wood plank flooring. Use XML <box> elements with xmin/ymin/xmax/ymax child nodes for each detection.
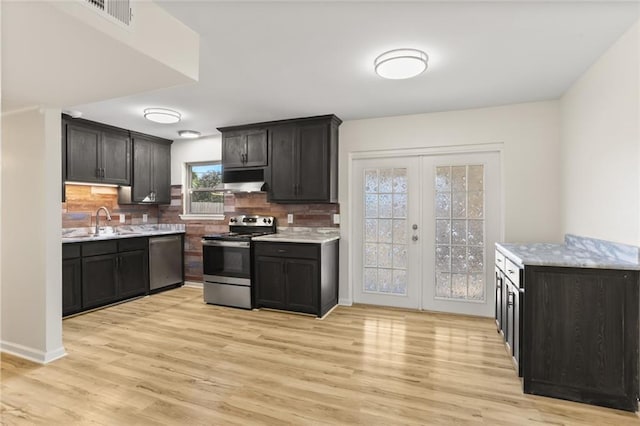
<box><xmin>2</xmin><ymin>286</ymin><xmax>639</xmax><ymax>425</ymax></box>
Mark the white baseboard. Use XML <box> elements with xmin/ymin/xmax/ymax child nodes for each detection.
<box><xmin>184</xmin><ymin>281</ymin><xmax>203</xmax><ymax>288</ymax></box>
<box><xmin>1</xmin><ymin>341</ymin><xmax>67</xmax><ymax>364</ymax></box>
<box><xmin>338</xmin><ymin>298</ymin><xmax>353</xmax><ymax>306</ymax></box>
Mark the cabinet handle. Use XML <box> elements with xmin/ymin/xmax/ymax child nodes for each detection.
<box><xmin>507</xmin><ymin>292</ymin><xmax>514</xmax><ymax>307</ymax></box>
<box><xmin>96</xmin><ymin>168</ymin><xmax>101</xmax><ymax>178</ymax></box>
<box><xmin>101</xmin><ymin>168</ymin><xmax>105</xmax><ymax>178</ymax></box>
<box><xmin>277</xmin><ymin>249</ymin><xmax>287</xmax><ymax>253</ymax></box>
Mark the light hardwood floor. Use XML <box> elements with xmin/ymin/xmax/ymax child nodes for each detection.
<box><xmin>1</xmin><ymin>286</ymin><xmax>639</xmax><ymax>425</ymax></box>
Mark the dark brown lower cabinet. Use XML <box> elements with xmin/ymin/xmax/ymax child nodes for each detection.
<box><xmin>523</xmin><ymin>266</ymin><xmax>639</xmax><ymax>412</ymax></box>
<box><xmin>82</xmin><ymin>253</ymin><xmax>119</xmax><ymax>309</ymax></box>
<box><xmin>64</xmin><ymin>237</ymin><xmax>152</xmax><ymax>317</ymax></box>
<box><xmin>62</xmin><ymin>257</ymin><xmax>82</xmax><ymax>316</ymax></box>
<box><xmin>253</xmin><ymin>240</ymin><xmax>338</xmax><ymax>317</ymax></box>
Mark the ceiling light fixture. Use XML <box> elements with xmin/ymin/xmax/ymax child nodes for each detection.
<box><xmin>178</xmin><ymin>130</ymin><xmax>201</xmax><ymax>139</ymax></box>
<box><xmin>143</xmin><ymin>108</ymin><xmax>181</xmax><ymax>124</ymax></box>
<box><xmin>374</xmin><ymin>48</ymin><xmax>428</xmax><ymax>80</ymax></box>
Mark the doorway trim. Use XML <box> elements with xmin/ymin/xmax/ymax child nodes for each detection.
<box><xmin>346</xmin><ymin>142</ymin><xmax>505</xmax><ymax>309</ymax></box>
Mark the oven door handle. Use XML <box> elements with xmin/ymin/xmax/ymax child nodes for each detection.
<box><xmin>202</xmin><ymin>240</ymin><xmax>250</xmax><ymax>248</ymax></box>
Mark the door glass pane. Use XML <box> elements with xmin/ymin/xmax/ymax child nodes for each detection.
<box><xmin>363</xmin><ymin>168</ymin><xmax>408</xmax><ymax>296</ymax></box>
<box><xmin>434</xmin><ymin>165</ymin><xmax>485</xmax><ymax>302</ymax></box>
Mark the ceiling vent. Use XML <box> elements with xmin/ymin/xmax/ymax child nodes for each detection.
<box><xmin>85</xmin><ymin>0</ymin><xmax>132</xmax><ymax>27</ymax></box>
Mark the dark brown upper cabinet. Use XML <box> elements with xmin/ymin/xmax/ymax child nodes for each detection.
<box><xmin>221</xmin><ymin>128</ymin><xmax>267</xmax><ymax>169</ymax></box>
<box><xmin>65</xmin><ymin>119</ymin><xmax>131</xmax><ymax>185</ymax></box>
<box><xmin>269</xmin><ymin>115</ymin><xmax>340</xmax><ymax>203</ymax></box>
<box><xmin>218</xmin><ymin>114</ymin><xmax>341</xmax><ymax>203</ymax></box>
<box><xmin>129</xmin><ymin>134</ymin><xmax>172</xmax><ymax>204</ymax></box>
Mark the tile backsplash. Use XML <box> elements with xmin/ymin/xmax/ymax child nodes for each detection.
<box><xmin>158</xmin><ymin>185</ymin><xmax>339</xmax><ymax>282</ymax></box>
<box><xmin>63</xmin><ymin>184</ymin><xmax>340</xmax><ymax>283</ymax></box>
<box><xmin>62</xmin><ymin>184</ymin><xmax>159</xmax><ymax>228</ymax></box>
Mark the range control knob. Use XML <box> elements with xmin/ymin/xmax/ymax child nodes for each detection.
<box><xmin>263</xmin><ymin>218</ymin><xmax>267</xmax><ymax>223</ymax></box>
<box><xmin>268</xmin><ymin>218</ymin><xmax>272</xmax><ymax>224</ymax></box>
<box><xmin>230</xmin><ymin>218</ymin><xmax>237</xmax><ymax>223</ymax></box>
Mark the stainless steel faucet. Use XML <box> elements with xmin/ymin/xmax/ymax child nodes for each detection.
<box><xmin>94</xmin><ymin>206</ymin><xmax>112</xmax><ymax>235</ymax></box>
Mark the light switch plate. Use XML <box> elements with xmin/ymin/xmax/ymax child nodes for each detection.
<box><xmin>333</xmin><ymin>214</ymin><xmax>340</xmax><ymax>225</ymax></box>
<box><xmin>119</xmin><ymin>214</ymin><xmax>125</xmax><ymax>223</ymax></box>
<box><xmin>287</xmin><ymin>213</ymin><xmax>293</xmax><ymax>224</ymax></box>
<box><xmin>142</xmin><ymin>214</ymin><xmax>148</xmax><ymax>223</ymax></box>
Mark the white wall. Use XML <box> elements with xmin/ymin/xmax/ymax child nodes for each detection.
<box><xmin>560</xmin><ymin>22</ymin><xmax>640</xmax><ymax>246</ymax></box>
<box><xmin>338</xmin><ymin>101</ymin><xmax>562</xmax><ymax>303</ymax></box>
<box><xmin>171</xmin><ymin>135</ymin><xmax>222</xmax><ymax>186</ymax></box>
<box><xmin>1</xmin><ymin>108</ymin><xmax>65</xmax><ymax>363</ymax></box>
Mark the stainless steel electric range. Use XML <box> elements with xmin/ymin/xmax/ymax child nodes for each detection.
<box><xmin>201</xmin><ymin>215</ymin><xmax>276</xmax><ymax>309</ymax></box>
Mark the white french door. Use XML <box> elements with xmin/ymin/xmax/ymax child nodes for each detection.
<box><xmin>352</xmin><ymin>157</ymin><xmax>421</xmax><ymax>309</ymax></box>
<box><xmin>421</xmin><ymin>153</ymin><xmax>500</xmax><ymax>317</ymax></box>
<box><xmin>352</xmin><ymin>151</ymin><xmax>501</xmax><ymax>317</ymax></box>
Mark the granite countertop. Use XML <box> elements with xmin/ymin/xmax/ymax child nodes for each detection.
<box><xmin>62</xmin><ymin>224</ymin><xmax>185</xmax><ymax>243</ymax></box>
<box><xmin>496</xmin><ymin>234</ymin><xmax>640</xmax><ymax>271</ymax></box>
<box><xmin>253</xmin><ymin>227</ymin><xmax>340</xmax><ymax>244</ymax></box>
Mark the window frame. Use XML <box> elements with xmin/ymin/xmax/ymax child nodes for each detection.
<box><xmin>180</xmin><ymin>160</ymin><xmax>225</xmax><ymax>220</ymax></box>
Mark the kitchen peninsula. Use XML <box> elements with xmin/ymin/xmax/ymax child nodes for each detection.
<box><xmin>495</xmin><ymin>235</ymin><xmax>640</xmax><ymax>412</ymax></box>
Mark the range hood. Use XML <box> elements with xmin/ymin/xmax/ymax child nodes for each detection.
<box><xmin>213</xmin><ymin>181</ymin><xmax>266</xmax><ymax>193</ymax></box>
<box><xmin>216</xmin><ymin>168</ymin><xmax>266</xmax><ymax>193</ymax></box>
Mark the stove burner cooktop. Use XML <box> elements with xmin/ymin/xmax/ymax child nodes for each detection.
<box><xmin>201</xmin><ymin>215</ymin><xmax>277</xmax><ymax>241</ymax></box>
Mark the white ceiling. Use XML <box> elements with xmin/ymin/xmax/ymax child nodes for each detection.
<box><xmin>71</xmin><ymin>1</ymin><xmax>639</xmax><ymax>140</ymax></box>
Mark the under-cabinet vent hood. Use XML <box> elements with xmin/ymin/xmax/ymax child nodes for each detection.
<box><xmin>216</xmin><ymin>168</ymin><xmax>266</xmax><ymax>193</ymax></box>
<box><xmin>213</xmin><ymin>181</ymin><xmax>266</xmax><ymax>193</ymax></box>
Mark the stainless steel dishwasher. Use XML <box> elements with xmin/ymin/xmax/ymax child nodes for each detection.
<box><xmin>149</xmin><ymin>235</ymin><xmax>184</xmax><ymax>292</ymax></box>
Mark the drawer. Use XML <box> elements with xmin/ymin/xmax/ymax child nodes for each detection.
<box><xmin>504</xmin><ymin>258</ymin><xmax>521</xmax><ymax>288</ymax></box>
<box><xmin>82</xmin><ymin>240</ymin><xmax>118</xmax><ymax>257</ymax></box>
<box><xmin>254</xmin><ymin>242</ymin><xmax>319</xmax><ymax>259</ymax></box>
<box><xmin>495</xmin><ymin>250</ymin><xmax>505</xmax><ymax>271</ymax></box>
<box><xmin>62</xmin><ymin>243</ymin><xmax>81</xmax><ymax>259</ymax></box>
<box><xmin>118</xmin><ymin>237</ymin><xmax>148</xmax><ymax>252</ymax></box>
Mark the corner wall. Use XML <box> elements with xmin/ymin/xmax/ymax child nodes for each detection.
<box><xmin>1</xmin><ymin>108</ymin><xmax>65</xmax><ymax>363</ymax></box>
<box><xmin>560</xmin><ymin>21</ymin><xmax>640</xmax><ymax>245</ymax></box>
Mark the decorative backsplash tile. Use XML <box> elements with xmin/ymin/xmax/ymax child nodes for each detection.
<box><xmin>63</xmin><ymin>184</ymin><xmax>159</xmax><ymax>228</ymax></box>
<box><xmin>158</xmin><ymin>185</ymin><xmax>340</xmax><ymax>282</ymax></box>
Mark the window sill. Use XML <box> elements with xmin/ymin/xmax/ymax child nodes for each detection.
<box><xmin>179</xmin><ymin>214</ymin><xmax>226</xmax><ymax>221</ymax></box>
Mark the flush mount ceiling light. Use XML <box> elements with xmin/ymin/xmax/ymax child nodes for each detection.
<box><xmin>178</xmin><ymin>130</ymin><xmax>201</xmax><ymax>139</ymax></box>
<box><xmin>143</xmin><ymin>108</ymin><xmax>181</xmax><ymax>124</ymax></box>
<box><xmin>374</xmin><ymin>48</ymin><xmax>428</xmax><ymax>80</ymax></box>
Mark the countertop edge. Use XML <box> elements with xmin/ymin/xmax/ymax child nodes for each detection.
<box><xmin>62</xmin><ymin>230</ymin><xmax>185</xmax><ymax>244</ymax></box>
<box><xmin>495</xmin><ymin>242</ymin><xmax>640</xmax><ymax>271</ymax></box>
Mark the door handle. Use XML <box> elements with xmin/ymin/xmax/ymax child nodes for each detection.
<box><xmin>412</xmin><ymin>235</ymin><xmax>419</xmax><ymax>241</ymax></box>
<box><xmin>412</xmin><ymin>224</ymin><xmax>418</xmax><ymax>230</ymax></box>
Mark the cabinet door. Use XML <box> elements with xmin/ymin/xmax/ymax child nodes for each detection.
<box><xmin>297</xmin><ymin>123</ymin><xmax>329</xmax><ymax>201</ymax></box>
<box><xmin>254</xmin><ymin>256</ymin><xmax>287</xmax><ymax>310</ymax></box>
<box><xmin>101</xmin><ymin>130</ymin><xmax>131</xmax><ymax>185</ymax></box>
<box><xmin>245</xmin><ymin>129</ymin><xmax>268</xmax><ymax>167</ymax></box>
<box><xmin>118</xmin><ymin>250</ymin><xmax>148</xmax><ymax>299</ymax></box>
<box><xmin>82</xmin><ymin>254</ymin><xmax>118</xmax><ymax>309</ymax></box>
<box><xmin>285</xmin><ymin>258</ymin><xmax>318</xmax><ymax>315</ymax></box>
<box><xmin>269</xmin><ymin>125</ymin><xmax>297</xmax><ymax>201</ymax></box>
<box><xmin>513</xmin><ymin>287</ymin><xmax>522</xmax><ymax>377</ymax></box>
<box><xmin>222</xmin><ymin>134</ymin><xmax>246</xmax><ymax>169</ymax></box>
<box><xmin>132</xmin><ymin>138</ymin><xmax>153</xmax><ymax>202</ymax></box>
<box><xmin>62</xmin><ymin>258</ymin><xmax>82</xmax><ymax>316</ymax></box>
<box><xmin>505</xmin><ymin>282</ymin><xmax>515</xmax><ymax>356</ymax></box>
<box><xmin>152</xmin><ymin>143</ymin><xmax>171</xmax><ymax>204</ymax></box>
<box><xmin>495</xmin><ymin>268</ymin><xmax>503</xmax><ymax>333</ymax></box>
<box><xmin>66</xmin><ymin>123</ymin><xmax>101</xmax><ymax>183</ymax></box>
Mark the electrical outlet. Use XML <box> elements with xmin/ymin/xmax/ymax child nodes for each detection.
<box><xmin>142</xmin><ymin>214</ymin><xmax>148</xmax><ymax>223</ymax></box>
<box><xmin>119</xmin><ymin>214</ymin><xmax>125</xmax><ymax>223</ymax></box>
<box><xmin>287</xmin><ymin>213</ymin><xmax>293</xmax><ymax>224</ymax></box>
<box><xmin>333</xmin><ymin>214</ymin><xmax>340</xmax><ymax>225</ymax></box>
